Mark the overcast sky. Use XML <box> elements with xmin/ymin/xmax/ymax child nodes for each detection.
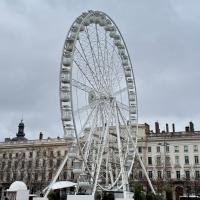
<box><xmin>0</xmin><ymin>0</ymin><xmax>200</xmax><ymax>141</ymax></box>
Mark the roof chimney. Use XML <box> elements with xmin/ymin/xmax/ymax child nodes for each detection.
<box><xmin>39</xmin><ymin>132</ymin><xmax>43</xmax><ymax>140</ymax></box>
<box><xmin>189</xmin><ymin>121</ymin><xmax>194</xmax><ymax>132</ymax></box>
<box><xmin>166</xmin><ymin>123</ymin><xmax>169</xmax><ymax>133</ymax></box>
<box><xmin>155</xmin><ymin>122</ymin><xmax>160</xmax><ymax>134</ymax></box>
<box><xmin>144</xmin><ymin>123</ymin><xmax>150</xmax><ymax>134</ymax></box>
<box><xmin>172</xmin><ymin>123</ymin><xmax>175</xmax><ymax>133</ymax></box>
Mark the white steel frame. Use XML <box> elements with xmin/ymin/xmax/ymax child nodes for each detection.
<box><xmin>45</xmin><ymin>10</ymin><xmax>155</xmax><ymax>198</ymax></box>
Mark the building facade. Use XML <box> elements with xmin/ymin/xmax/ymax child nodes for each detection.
<box><xmin>133</xmin><ymin>122</ymin><xmax>200</xmax><ymax>200</ymax></box>
<box><xmin>0</xmin><ymin>121</ymin><xmax>200</xmax><ymax>200</ymax></box>
<box><xmin>0</xmin><ymin>121</ymin><xmax>75</xmax><ymax>199</ymax></box>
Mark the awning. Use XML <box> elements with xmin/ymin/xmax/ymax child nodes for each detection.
<box><xmin>51</xmin><ymin>181</ymin><xmax>77</xmax><ymax>190</ymax></box>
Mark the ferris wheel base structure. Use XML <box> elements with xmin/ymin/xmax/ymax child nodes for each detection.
<box><xmin>67</xmin><ymin>194</ymin><xmax>134</xmax><ymax>200</ymax></box>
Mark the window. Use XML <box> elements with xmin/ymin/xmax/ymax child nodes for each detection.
<box><xmin>166</xmin><ymin>156</ymin><xmax>170</xmax><ymax>166</ymax></box>
<box><xmin>21</xmin><ymin>160</ymin><xmax>25</xmax><ymax>169</ymax></box>
<box><xmin>37</xmin><ymin>151</ymin><xmax>40</xmax><ymax>156</ymax></box>
<box><xmin>157</xmin><ymin>171</ymin><xmax>162</xmax><ymax>179</ymax></box>
<box><xmin>194</xmin><ymin>145</ymin><xmax>198</xmax><ymax>152</ymax></box>
<box><xmin>195</xmin><ymin>171</ymin><xmax>200</xmax><ymax>179</ymax></box>
<box><xmin>1</xmin><ymin>162</ymin><xmax>5</xmax><ymax>170</ymax></box>
<box><xmin>57</xmin><ymin>159</ymin><xmax>61</xmax><ymax>167</ymax></box>
<box><xmin>49</xmin><ymin>159</ymin><xmax>53</xmax><ymax>168</ymax></box>
<box><xmin>139</xmin><ymin>171</ymin><xmax>142</xmax><ymax>179</ymax></box>
<box><xmin>3</xmin><ymin>153</ymin><xmax>6</xmax><ymax>159</ymax></box>
<box><xmin>148</xmin><ymin>171</ymin><xmax>153</xmax><ymax>179</ymax></box>
<box><xmin>35</xmin><ymin>173</ymin><xmax>38</xmax><ymax>181</ymax></box>
<box><xmin>0</xmin><ymin>173</ymin><xmax>4</xmax><ymax>181</ymax></box>
<box><xmin>43</xmin><ymin>160</ymin><xmax>46</xmax><ymax>167</ymax></box>
<box><xmin>49</xmin><ymin>172</ymin><xmax>52</xmax><ymax>180</ymax></box>
<box><xmin>185</xmin><ymin>156</ymin><xmax>189</xmax><ymax>164</ymax></box>
<box><xmin>28</xmin><ymin>161</ymin><xmax>32</xmax><ymax>168</ymax></box>
<box><xmin>57</xmin><ymin>151</ymin><xmax>61</xmax><ymax>156</ymax></box>
<box><xmin>8</xmin><ymin>161</ymin><xmax>11</xmax><ymax>169</ymax></box>
<box><xmin>20</xmin><ymin>172</ymin><xmax>24</xmax><ymax>181</ymax></box>
<box><xmin>157</xmin><ymin>146</ymin><xmax>160</xmax><ymax>153</ymax></box>
<box><xmin>50</xmin><ymin>151</ymin><xmax>53</xmax><ymax>157</ymax></box>
<box><xmin>156</xmin><ymin>156</ymin><xmax>161</xmax><ymax>165</ymax></box>
<box><xmin>22</xmin><ymin>152</ymin><xmax>25</xmax><ymax>158</ymax></box>
<box><xmin>185</xmin><ymin>171</ymin><xmax>190</xmax><ymax>180</ymax></box>
<box><xmin>14</xmin><ymin>161</ymin><xmax>18</xmax><ymax>169</ymax></box>
<box><xmin>35</xmin><ymin>160</ymin><xmax>39</xmax><ymax>168</ymax></box>
<box><xmin>28</xmin><ymin>173</ymin><xmax>31</xmax><ymax>180</ymax></box>
<box><xmin>176</xmin><ymin>171</ymin><xmax>180</xmax><ymax>180</ymax></box>
<box><xmin>194</xmin><ymin>156</ymin><xmax>199</xmax><ymax>164</ymax></box>
<box><xmin>148</xmin><ymin>146</ymin><xmax>151</xmax><ymax>153</ymax></box>
<box><xmin>42</xmin><ymin>172</ymin><xmax>45</xmax><ymax>181</ymax></box>
<box><xmin>175</xmin><ymin>156</ymin><xmax>179</xmax><ymax>165</ymax></box>
<box><xmin>148</xmin><ymin>157</ymin><xmax>152</xmax><ymax>165</ymax></box>
<box><xmin>138</xmin><ymin>146</ymin><xmax>142</xmax><ymax>153</ymax></box>
<box><xmin>174</xmin><ymin>146</ymin><xmax>179</xmax><ymax>153</ymax></box>
<box><xmin>166</xmin><ymin>171</ymin><xmax>171</xmax><ymax>180</ymax></box>
<box><xmin>63</xmin><ymin>171</ymin><xmax>67</xmax><ymax>179</ymax></box>
<box><xmin>15</xmin><ymin>153</ymin><xmax>18</xmax><ymax>158</ymax></box>
<box><xmin>71</xmin><ymin>171</ymin><xmax>74</xmax><ymax>179</ymax></box>
<box><xmin>166</xmin><ymin>145</ymin><xmax>170</xmax><ymax>153</ymax></box>
<box><xmin>9</xmin><ymin>153</ymin><xmax>12</xmax><ymax>159</ymax></box>
<box><xmin>43</xmin><ymin>151</ymin><xmax>46</xmax><ymax>157</ymax></box>
<box><xmin>6</xmin><ymin>173</ymin><xmax>10</xmax><ymax>182</ymax></box>
<box><xmin>13</xmin><ymin>173</ymin><xmax>17</xmax><ymax>180</ymax></box>
<box><xmin>184</xmin><ymin>145</ymin><xmax>188</xmax><ymax>153</ymax></box>
<box><xmin>29</xmin><ymin>152</ymin><xmax>33</xmax><ymax>158</ymax></box>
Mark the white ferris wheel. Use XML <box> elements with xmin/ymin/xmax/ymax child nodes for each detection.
<box><xmin>45</xmin><ymin>10</ymin><xmax>155</xmax><ymax>199</ymax></box>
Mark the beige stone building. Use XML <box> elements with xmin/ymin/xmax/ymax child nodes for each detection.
<box><xmin>0</xmin><ymin>121</ymin><xmax>74</xmax><ymax>198</ymax></box>
<box><xmin>133</xmin><ymin>122</ymin><xmax>200</xmax><ymax>200</ymax></box>
<box><xmin>0</xmin><ymin>121</ymin><xmax>200</xmax><ymax>200</ymax></box>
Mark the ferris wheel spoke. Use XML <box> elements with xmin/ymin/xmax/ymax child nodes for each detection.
<box><xmin>74</xmin><ymin>104</ymin><xmax>91</xmax><ymax>116</ymax></box>
<box><xmin>116</xmin><ymin>101</ymin><xmax>129</xmax><ymax>112</ymax></box>
<box><xmin>77</xmin><ymin>39</ymin><xmax>101</xmax><ymax>90</ymax></box>
<box><xmin>95</xmin><ymin>24</ymin><xmax>111</xmax><ymax>93</ymax></box>
<box><xmin>107</xmin><ymin>44</ymin><xmax>115</xmax><ymax>92</ymax></box>
<box><xmin>75</xmin><ymin>45</ymin><xmax>101</xmax><ymax>91</ymax></box>
<box><xmin>108</xmin><ymin>163</ymin><xmax>114</xmax><ymax>186</ymax></box>
<box><xmin>92</xmin><ymin>101</ymin><xmax>114</xmax><ymax>195</ymax></box>
<box><xmin>81</xmin><ymin>106</ymin><xmax>99</xmax><ymax>173</ymax></box>
<box><xmin>73</xmin><ymin>59</ymin><xmax>99</xmax><ymax>94</ymax></box>
<box><xmin>113</xmin><ymin>87</ymin><xmax>127</xmax><ymax>96</ymax></box>
<box><xmin>76</xmin><ymin>104</ymin><xmax>97</xmax><ymax>138</ymax></box>
<box><xmin>72</xmin><ymin>79</ymin><xmax>94</xmax><ymax>93</ymax></box>
<box><xmin>114</xmin><ymin>102</ymin><xmax>128</xmax><ymax>195</ymax></box>
<box><xmin>85</xmin><ymin>26</ymin><xmax>110</xmax><ymax>95</ymax></box>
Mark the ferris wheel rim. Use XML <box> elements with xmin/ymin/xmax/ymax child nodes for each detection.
<box><xmin>59</xmin><ymin>10</ymin><xmax>138</xmax><ymax>192</ymax></box>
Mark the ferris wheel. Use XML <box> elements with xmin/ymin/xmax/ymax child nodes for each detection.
<box><xmin>45</xmin><ymin>10</ymin><xmax>155</xmax><ymax>199</ymax></box>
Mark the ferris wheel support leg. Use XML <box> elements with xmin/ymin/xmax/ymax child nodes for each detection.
<box><xmin>92</xmin><ymin>102</ymin><xmax>114</xmax><ymax>196</ymax></box>
<box><xmin>44</xmin><ymin>152</ymin><xmax>69</xmax><ymax>198</ymax></box>
<box><xmin>116</xmin><ymin>105</ymin><xmax>156</xmax><ymax>195</ymax></box>
<box><xmin>114</xmin><ymin>102</ymin><xmax>128</xmax><ymax>199</ymax></box>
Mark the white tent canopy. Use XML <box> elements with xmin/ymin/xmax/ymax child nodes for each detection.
<box><xmin>45</xmin><ymin>181</ymin><xmax>77</xmax><ymax>190</ymax></box>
